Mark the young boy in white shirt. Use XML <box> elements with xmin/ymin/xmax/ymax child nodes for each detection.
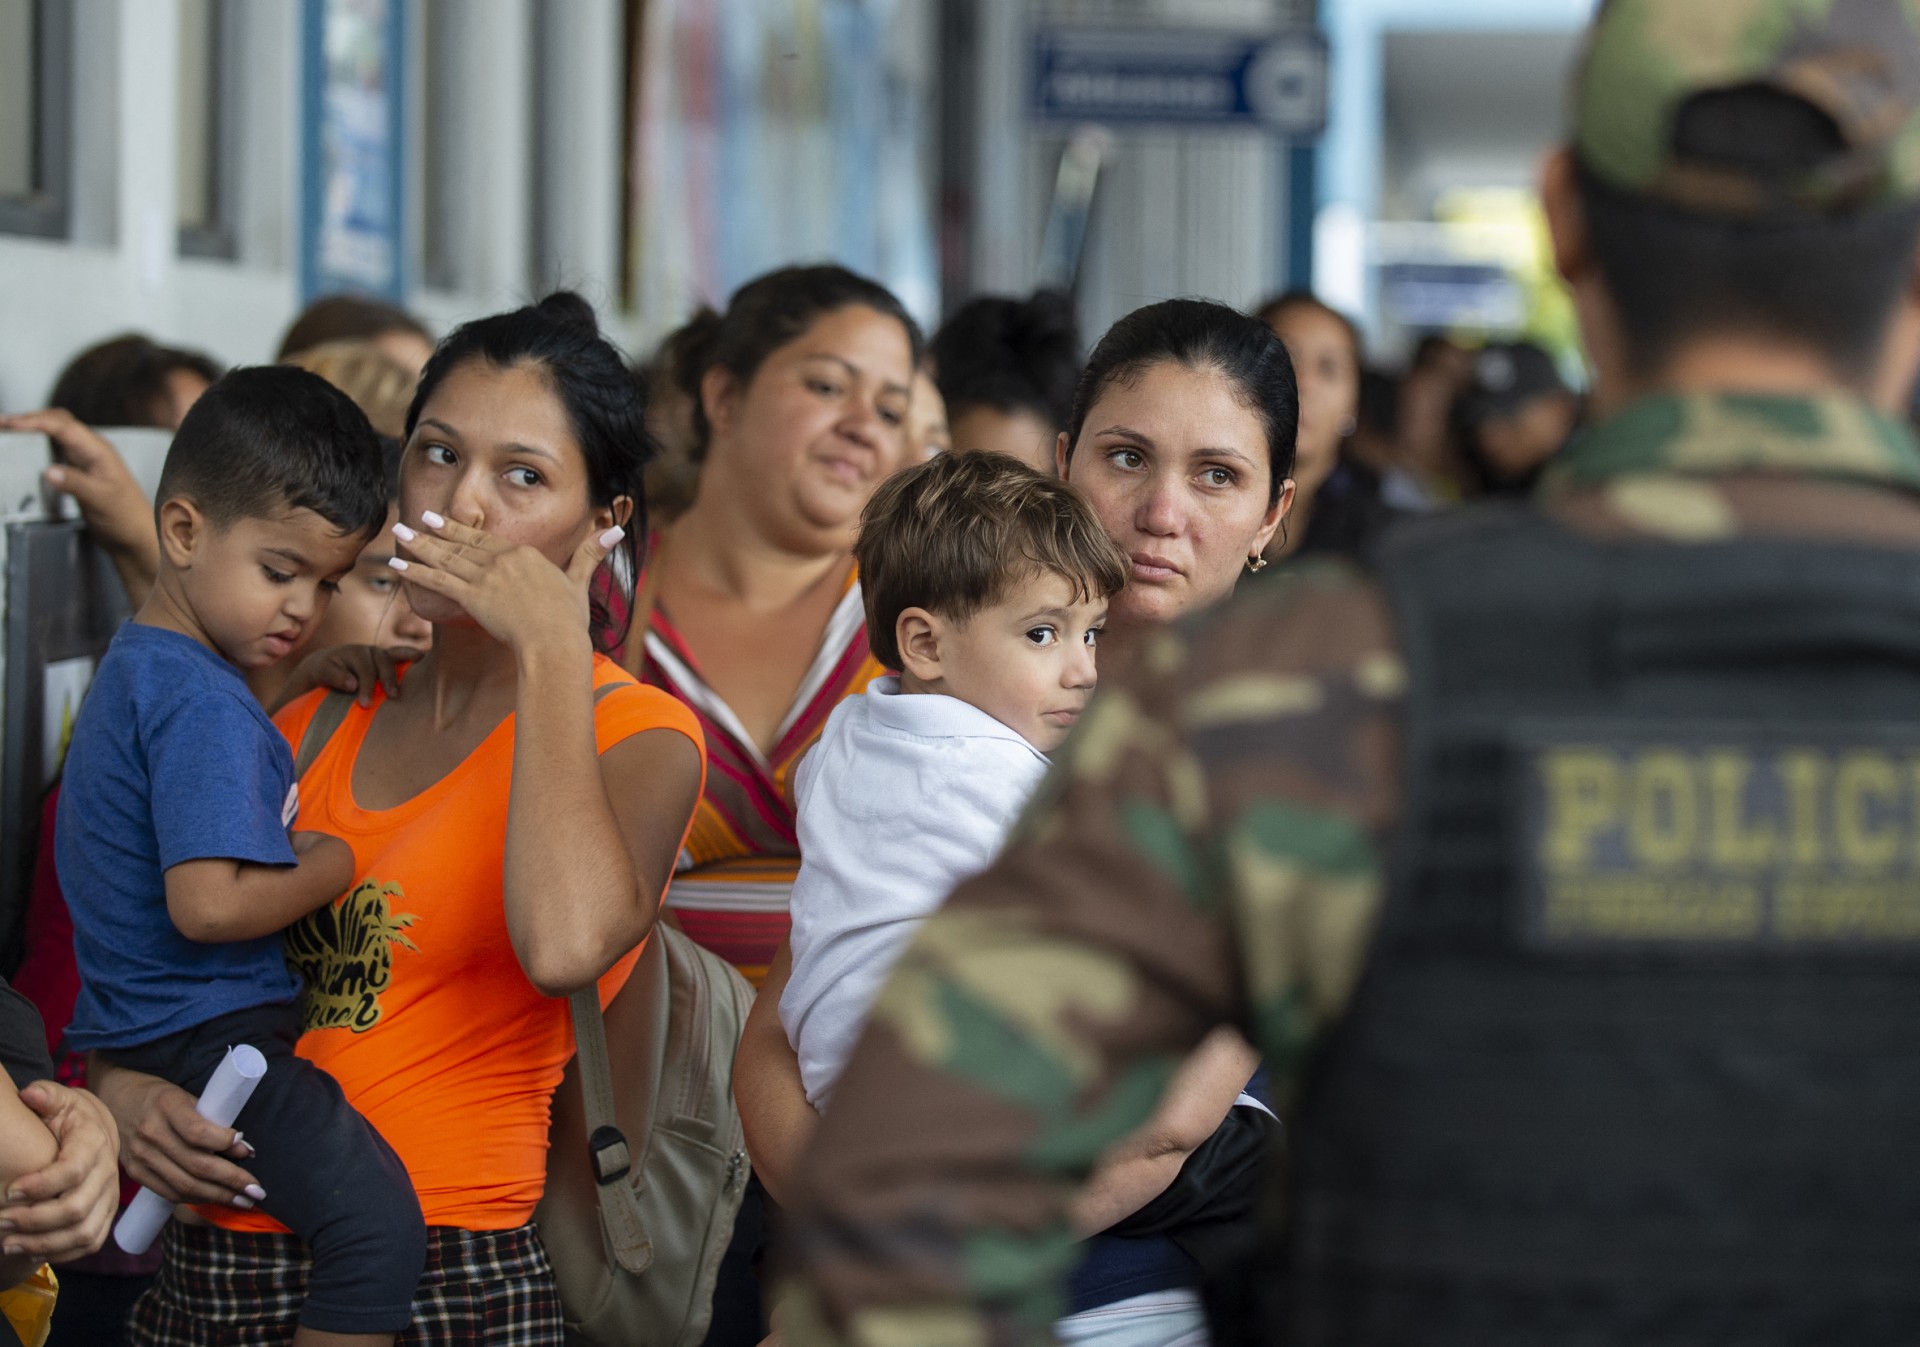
<box><xmin>781</xmin><ymin>450</ymin><xmax>1129</xmax><ymax>1107</ymax></box>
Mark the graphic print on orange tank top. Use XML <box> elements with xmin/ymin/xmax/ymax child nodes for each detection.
<box><xmin>284</xmin><ymin>880</ymin><xmax>419</xmax><ymax>1034</ymax></box>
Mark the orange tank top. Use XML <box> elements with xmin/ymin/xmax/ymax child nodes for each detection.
<box><xmin>212</xmin><ymin>656</ymin><xmax>705</xmax><ymax>1231</ymax></box>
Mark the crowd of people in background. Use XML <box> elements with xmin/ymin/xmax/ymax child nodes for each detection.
<box><xmin>17</xmin><ymin>3</ymin><xmax>1913</xmax><ymax>1344</ymax></box>
<box><xmin>0</xmin><ymin>261</ymin><xmax>1591</xmax><ymax>1347</ymax></box>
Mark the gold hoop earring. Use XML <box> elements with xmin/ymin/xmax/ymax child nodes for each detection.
<box><xmin>1246</xmin><ymin>556</ymin><xmax>1269</xmax><ymax>574</ymax></box>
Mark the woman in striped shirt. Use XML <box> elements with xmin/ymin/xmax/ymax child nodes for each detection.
<box><xmin>594</xmin><ymin>266</ymin><xmax>922</xmax><ymax>1346</ymax></box>
<box><xmin>599</xmin><ymin>266</ymin><xmax>922</xmax><ymax>991</ymax></box>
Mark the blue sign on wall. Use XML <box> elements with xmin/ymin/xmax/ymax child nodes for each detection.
<box><xmin>1032</xmin><ymin>26</ymin><xmax>1329</xmax><ymax>136</ymax></box>
<box><xmin>299</xmin><ymin>0</ymin><xmax>408</xmax><ymax>304</ymax></box>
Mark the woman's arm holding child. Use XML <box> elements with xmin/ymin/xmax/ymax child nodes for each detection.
<box><xmin>734</xmin><ymin>943</ymin><xmax>818</xmax><ymax>1206</ymax></box>
<box><xmin>1068</xmin><ymin>1026</ymin><xmax>1262</xmax><ymax>1236</ymax></box>
<box><xmin>86</xmin><ymin>1057</ymin><xmax>258</xmax><ymax>1210</ymax></box>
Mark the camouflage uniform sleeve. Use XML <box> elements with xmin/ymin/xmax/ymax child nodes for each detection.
<box><xmin>778</xmin><ymin>564</ymin><xmax>1405</xmax><ymax>1347</ymax></box>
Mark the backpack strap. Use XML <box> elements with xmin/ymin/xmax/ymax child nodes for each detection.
<box><xmin>569</xmin><ymin>964</ymin><xmax>657</xmax><ymax>1275</ymax></box>
<box><xmin>292</xmin><ymin>691</ymin><xmax>354</xmax><ymax>781</ymax></box>
<box><xmin>566</xmin><ymin>675</ymin><xmax>663</xmax><ymax>1274</ymax></box>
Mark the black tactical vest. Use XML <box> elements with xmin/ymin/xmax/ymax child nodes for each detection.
<box><xmin>1272</xmin><ymin>505</ymin><xmax>1920</xmax><ymax>1345</ymax></box>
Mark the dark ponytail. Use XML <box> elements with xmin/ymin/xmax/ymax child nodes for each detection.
<box><xmin>651</xmin><ymin>307</ymin><xmax>724</xmax><ymax>463</ymax></box>
<box><xmin>407</xmin><ymin>291</ymin><xmax>652</xmax><ymax>653</ymax></box>
<box><xmin>1064</xmin><ymin>299</ymin><xmax>1298</xmax><ymax>506</ymax></box>
<box><xmin>668</xmin><ymin>265</ymin><xmax>923</xmax><ymax>455</ymax></box>
<box><xmin>929</xmin><ymin>289</ymin><xmax>1081</xmax><ymax>432</ymax></box>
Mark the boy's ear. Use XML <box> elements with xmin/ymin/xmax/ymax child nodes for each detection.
<box><xmin>156</xmin><ymin>498</ymin><xmax>205</xmax><ymax>570</ymax></box>
<box><xmin>895</xmin><ymin>607</ymin><xmax>945</xmax><ymax>683</ymax></box>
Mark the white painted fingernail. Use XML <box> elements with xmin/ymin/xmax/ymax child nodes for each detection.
<box><xmin>244</xmin><ymin>1184</ymin><xmax>266</xmax><ymax>1201</ymax></box>
<box><xmin>421</xmin><ymin>511</ymin><xmax>446</xmax><ymax>528</ymax></box>
<box><xmin>598</xmin><ymin>526</ymin><xmax>625</xmax><ymax>549</ymax></box>
<box><xmin>392</xmin><ymin>523</ymin><xmax>416</xmax><ymax>542</ymax></box>
<box><xmin>231</xmin><ymin>1196</ymin><xmax>254</xmax><ymax>1210</ymax></box>
<box><xmin>388</xmin><ymin>558</ymin><xmax>409</xmax><ymax>571</ymax></box>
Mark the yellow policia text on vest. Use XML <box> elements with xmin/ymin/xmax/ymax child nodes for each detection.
<box><xmin>1528</xmin><ymin>741</ymin><xmax>1920</xmax><ymax>947</ymax></box>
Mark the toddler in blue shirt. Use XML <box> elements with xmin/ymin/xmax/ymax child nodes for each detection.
<box><xmin>57</xmin><ymin>366</ymin><xmax>426</xmax><ymax>1346</ymax></box>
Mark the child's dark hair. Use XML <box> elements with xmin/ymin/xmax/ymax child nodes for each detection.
<box><xmin>855</xmin><ymin>451</ymin><xmax>1128</xmax><ymax>671</ymax></box>
<box><xmin>670</xmin><ymin>265</ymin><xmax>924</xmax><ymax>454</ymax></box>
<box><xmin>929</xmin><ymin>290</ymin><xmax>1080</xmax><ymax>432</ymax></box>
<box><xmin>1063</xmin><ymin>299</ymin><xmax>1299</xmax><ymax>506</ymax></box>
<box><xmin>406</xmin><ymin>292</ymin><xmax>651</xmax><ymax>650</ymax></box>
<box><xmin>156</xmin><ymin>365</ymin><xmax>387</xmax><ymax>539</ymax></box>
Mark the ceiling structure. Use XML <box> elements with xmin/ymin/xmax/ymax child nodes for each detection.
<box><xmin>1379</xmin><ymin>28</ymin><xmax>1582</xmax><ymax>217</ymax></box>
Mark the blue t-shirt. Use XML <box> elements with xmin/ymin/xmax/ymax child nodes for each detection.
<box><xmin>57</xmin><ymin>623</ymin><xmax>301</xmax><ymax>1052</ymax></box>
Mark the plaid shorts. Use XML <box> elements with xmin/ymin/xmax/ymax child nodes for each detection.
<box><xmin>127</xmin><ymin>1222</ymin><xmax>564</xmax><ymax>1347</ymax></box>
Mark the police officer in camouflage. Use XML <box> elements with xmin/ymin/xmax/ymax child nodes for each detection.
<box><xmin>779</xmin><ymin>1</ymin><xmax>1920</xmax><ymax>1342</ymax></box>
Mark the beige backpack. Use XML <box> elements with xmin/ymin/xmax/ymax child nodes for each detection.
<box><xmin>537</xmin><ymin>924</ymin><xmax>754</xmax><ymax>1347</ymax></box>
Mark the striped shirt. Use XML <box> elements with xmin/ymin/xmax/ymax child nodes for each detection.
<box><xmin>597</xmin><ymin>561</ymin><xmax>887</xmax><ymax>984</ymax></box>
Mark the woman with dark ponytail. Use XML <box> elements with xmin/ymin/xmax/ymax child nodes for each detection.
<box><xmin>89</xmin><ymin>293</ymin><xmax>708</xmax><ymax>1347</ymax></box>
<box><xmin>635</xmin><ymin>306</ymin><xmax>726</xmax><ymax>525</ymax></box>
<box><xmin>743</xmin><ymin>297</ymin><xmax>1298</xmax><ymax>1347</ymax></box>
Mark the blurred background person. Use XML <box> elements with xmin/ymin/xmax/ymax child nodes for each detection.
<box><xmin>280</xmin><ymin>340</ymin><xmax>417</xmax><ymax>441</ymax></box>
<box><xmin>1455</xmin><ymin>341</ymin><xmax>1582</xmax><ymax>498</ymax></box>
<box><xmin>276</xmin><ymin>294</ymin><xmax>435</xmax><ymax>380</ymax></box>
<box><xmin>905</xmin><ymin>364</ymin><xmax>950</xmax><ymax>461</ymax></box>
<box><xmin>45</xmin><ymin>336</ymin><xmax>220</xmax><ymax>434</ymax></box>
<box><xmin>1257</xmin><ymin>290</ymin><xmax>1409</xmax><ymax>563</ymax></box>
<box><xmin>929</xmin><ymin>290</ymin><xmax>1079</xmax><ymax>474</ymax></box>
<box><xmin>1396</xmin><ymin>334</ymin><xmax>1476</xmax><ymax>505</ymax></box>
<box><xmin>1347</xmin><ymin>368</ymin><xmax>1435</xmax><ymax>514</ymax></box>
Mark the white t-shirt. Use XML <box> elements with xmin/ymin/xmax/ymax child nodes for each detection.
<box><xmin>780</xmin><ymin>676</ymin><xmax>1051</xmax><ymax>1107</ymax></box>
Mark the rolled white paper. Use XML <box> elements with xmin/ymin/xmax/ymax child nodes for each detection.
<box><xmin>113</xmin><ymin>1044</ymin><xmax>268</xmax><ymax>1255</ymax></box>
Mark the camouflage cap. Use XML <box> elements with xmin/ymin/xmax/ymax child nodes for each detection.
<box><xmin>1574</xmin><ymin>0</ymin><xmax>1920</xmax><ymax>215</ymax></box>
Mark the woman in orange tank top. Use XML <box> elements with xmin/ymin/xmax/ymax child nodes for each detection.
<box><xmin>88</xmin><ymin>294</ymin><xmax>707</xmax><ymax>1347</ymax></box>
